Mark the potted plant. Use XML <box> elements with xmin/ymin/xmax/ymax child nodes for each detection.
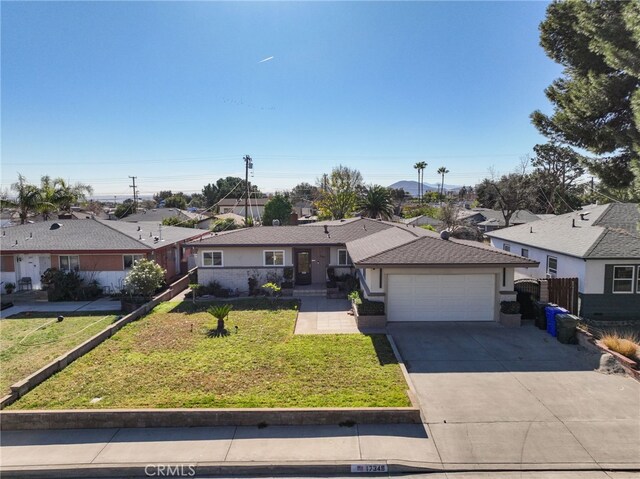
<box><xmin>4</xmin><ymin>282</ymin><xmax>15</xmax><ymax>294</ymax></box>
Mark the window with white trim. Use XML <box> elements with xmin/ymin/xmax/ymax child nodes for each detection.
<box><xmin>124</xmin><ymin>254</ymin><xmax>144</xmax><ymax>269</ymax></box>
<box><xmin>612</xmin><ymin>266</ymin><xmax>634</xmax><ymax>294</ymax></box>
<box><xmin>637</xmin><ymin>266</ymin><xmax>640</xmax><ymax>294</ymax></box>
<box><xmin>264</xmin><ymin>250</ymin><xmax>284</xmax><ymax>266</ymax></box>
<box><xmin>503</xmin><ymin>243</ymin><xmax>511</xmax><ymax>252</ymax></box>
<box><xmin>546</xmin><ymin>256</ymin><xmax>557</xmax><ymax>278</ymax></box>
<box><xmin>203</xmin><ymin>251</ymin><xmax>223</xmax><ymax>267</ymax></box>
<box><xmin>338</xmin><ymin>249</ymin><xmax>351</xmax><ymax>266</ymax></box>
<box><xmin>59</xmin><ymin>255</ymin><xmax>80</xmax><ymax>272</ymax></box>
<box><xmin>521</xmin><ymin>248</ymin><xmax>529</xmax><ymax>258</ymax></box>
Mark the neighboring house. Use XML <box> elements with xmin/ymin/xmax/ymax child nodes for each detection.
<box><xmin>187</xmin><ymin>217</ymin><xmax>537</xmax><ymax>322</ymax></box>
<box><xmin>196</xmin><ymin>213</ymin><xmax>246</xmax><ymax>230</ymax></box>
<box><xmin>217</xmin><ymin>198</ymin><xmax>269</xmax><ymax>218</ymax></box>
<box><xmin>1</xmin><ymin>219</ymin><xmax>208</xmax><ymax>292</ymax></box>
<box><xmin>119</xmin><ymin>208</ymin><xmax>204</xmax><ymax>224</ymax></box>
<box><xmin>486</xmin><ymin>203</ymin><xmax>640</xmax><ymax>321</ymax></box>
<box><xmin>458</xmin><ymin>208</ymin><xmax>540</xmax><ymax>232</ymax></box>
<box><xmin>400</xmin><ymin>215</ymin><xmax>442</xmax><ymax>229</ymax></box>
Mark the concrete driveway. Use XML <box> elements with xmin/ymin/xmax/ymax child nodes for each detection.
<box><xmin>388</xmin><ymin>322</ymin><xmax>640</xmax><ymax>470</ymax></box>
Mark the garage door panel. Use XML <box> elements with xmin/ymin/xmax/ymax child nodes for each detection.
<box><xmin>387</xmin><ymin>274</ymin><xmax>495</xmax><ymax>322</ymax></box>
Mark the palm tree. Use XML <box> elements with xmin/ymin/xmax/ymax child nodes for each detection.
<box><xmin>11</xmin><ymin>174</ymin><xmax>41</xmax><ymax>224</ymax></box>
<box><xmin>358</xmin><ymin>185</ymin><xmax>394</xmax><ymax>220</ymax></box>
<box><xmin>53</xmin><ymin>178</ymin><xmax>93</xmax><ymax>212</ymax></box>
<box><xmin>437</xmin><ymin>167</ymin><xmax>450</xmax><ymax>201</ymax></box>
<box><xmin>38</xmin><ymin>176</ymin><xmax>60</xmax><ymax>220</ymax></box>
<box><xmin>413</xmin><ymin>161</ymin><xmax>428</xmax><ymax>202</ymax></box>
<box><xmin>207</xmin><ymin>304</ymin><xmax>233</xmax><ymax>337</ymax></box>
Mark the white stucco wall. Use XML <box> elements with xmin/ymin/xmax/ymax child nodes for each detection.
<box><xmin>1</xmin><ymin>271</ymin><xmax>17</xmax><ymax>287</ymax></box>
<box><xmin>489</xmin><ymin>238</ymin><xmax>588</xmax><ymax>293</ymax></box>
<box><xmin>584</xmin><ymin>259</ymin><xmax>640</xmax><ymax>295</ymax></box>
<box><xmin>194</xmin><ymin>247</ymin><xmax>293</xmax><ymax>268</ymax></box>
<box><xmin>79</xmin><ymin>271</ymin><xmax>127</xmax><ymax>293</ymax></box>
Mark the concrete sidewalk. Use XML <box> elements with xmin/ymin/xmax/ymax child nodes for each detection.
<box><xmin>0</xmin><ymin>423</ymin><xmax>443</xmax><ymax>477</ymax></box>
<box><xmin>294</xmin><ymin>297</ymin><xmax>359</xmax><ymax>334</ymax></box>
<box><xmin>0</xmin><ymin>297</ymin><xmax>121</xmax><ymax>318</ymax></box>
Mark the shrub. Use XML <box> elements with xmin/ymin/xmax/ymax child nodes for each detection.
<box><xmin>124</xmin><ymin>259</ymin><xmax>165</xmax><ymax>299</ymax></box>
<box><xmin>500</xmin><ymin>301</ymin><xmax>521</xmax><ymax>314</ymax></box>
<box><xmin>262</xmin><ymin>282</ymin><xmax>281</xmax><ymax>297</ymax></box>
<box><xmin>348</xmin><ymin>290</ymin><xmax>361</xmax><ymax>304</ymax></box>
<box><xmin>41</xmin><ymin>268</ymin><xmax>85</xmax><ymax>301</ymax></box>
<box><xmin>601</xmin><ymin>333</ymin><xmax>639</xmax><ymax>359</ymax></box>
<box><xmin>357</xmin><ymin>299</ymin><xmax>385</xmax><ymax>316</ymax></box>
<box><xmin>283</xmin><ymin>267</ymin><xmax>294</xmax><ymax>282</ymax></box>
<box><xmin>4</xmin><ymin>282</ymin><xmax>15</xmax><ymax>294</ymax></box>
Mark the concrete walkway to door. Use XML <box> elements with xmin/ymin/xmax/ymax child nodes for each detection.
<box><xmin>294</xmin><ymin>297</ymin><xmax>359</xmax><ymax>334</ymax></box>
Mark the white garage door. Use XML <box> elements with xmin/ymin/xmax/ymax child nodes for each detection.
<box><xmin>387</xmin><ymin>274</ymin><xmax>495</xmax><ymax>322</ymax></box>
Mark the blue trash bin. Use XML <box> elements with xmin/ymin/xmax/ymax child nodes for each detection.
<box><xmin>545</xmin><ymin>306</ymin><xmax>568</xmax><ymax>337</ymax></box>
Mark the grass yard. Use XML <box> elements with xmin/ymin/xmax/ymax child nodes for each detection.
<box><xmin>0</xmin><ymin>311</ymin><xmax>121</xmax><ymax>394</ymax></box>
<box><xmin>10</xmin><ymin>299</ymin><xmax>410</xmax><ymax>409</ymax></box>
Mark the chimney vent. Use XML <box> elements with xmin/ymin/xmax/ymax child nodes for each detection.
<box><xmin>323</xmin><ymin>225</ymin><xmax>329</xmax><ymax>234</ymax></box>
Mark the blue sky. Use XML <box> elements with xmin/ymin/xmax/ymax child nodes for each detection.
<box><xmin>1</xmin><ymin>1</ymin><xmax>561</xmax><ymax>198</ymax></box>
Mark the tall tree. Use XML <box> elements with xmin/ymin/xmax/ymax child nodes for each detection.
<box><xmin>37</xmin><ymin>176</ymin><xmax>59</xmax><ymax>220</ymax></box>
<box><xmin>358</xmin><ymin>185</ymin><xmax>394</xmax><ymax>220</ymax></box>
<box><xmin>437</xmin><ymin>167</ymin><xmax>450</xmax><ymax>201</ymax></box>
<box><xmin>262</xmin><ymin>194</ymin><xmax>293</xmax><ymax>226</ymax></box>
<box><xmin>476</xmin><ymin>173</ymin><xmax>536</xmax><ymax>227</ymax></box>
<box><xmin>51</xmin><ymin>178</ymin><xmax>93</xmax><ymax>213</ymax></box>
<box><xmin>413</xmin><ymin>161</ymin><xmax>428</xmax><ymax>201</ymax></box>
<box><xmin>11</xmin><ymin>174</ymin><xmax>41</xmax><ymax>224</ymax></box>
<box><xmin>388</xmin><ymin>187</ymin><xmax>409</xmax><ymax>215</ymax></box>
<box><xmin>315</xmin><ymin>165</ymin><xmax>363</xmax><ymax>219</ymax></box>
<box><xmin>531</xmin><ymin>143</ymin><xmax>585</xmax><ymax>214</ymax></box>
<box><xmin>202</xmin><ymin>177</ymin><xmax>260</xmax><ymax>208</ymax></box>
<box><xmin>289</xmin><ymin>182</ymin><xmax>320</xmax><ymax>204</ymax></box>
<box><xmin>531</xmin><ymin>0</ymin><xmax>640</xmax><ymax>196</ymax></box>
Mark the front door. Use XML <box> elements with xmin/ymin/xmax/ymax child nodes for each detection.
<box><xmin>295</xmin><ymin>250</ymin><xmax>312</xmax><ymax>285</ymax></box>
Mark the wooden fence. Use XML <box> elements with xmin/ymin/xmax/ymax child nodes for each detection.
<box><xmin>548</xmin><ymin>277</ymin><xmax>579</xmax><ymax>314</ymax></box>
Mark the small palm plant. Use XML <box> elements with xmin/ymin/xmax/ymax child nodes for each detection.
<box><xmin>207</xmin><ymin>304</ymin><xmax>233</xmax><ymax>337</ymax></box>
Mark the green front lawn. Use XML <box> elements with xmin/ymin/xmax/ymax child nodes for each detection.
<box><xmin>10</xmin><ymin>299</ymin><xmax>410</xmax><ymax>409</ymax></box>
<box><xmin>0</xmin><ymin>312</ymin><xmax>121</xmax><ymax>394</ymax></box>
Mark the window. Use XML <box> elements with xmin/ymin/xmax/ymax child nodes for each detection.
<box><xmin>613</xmin><ymin>266</ymin><xmax>634</xmax><ymax>294</ymax></box>
<box><xmin>521</xmin><ymin>248</ymin><xmax>529</xmax><ymax>258</ymax></box>
<box><xmin>124</xmin><ymin>254</ymin><xmax>144</xmax><ymax>269</ymax></box>
<box><xmin>264</xmin><ymin>250</ymin><xmax>284</xmax><ymax>266</ymax></box>
<box><xmin>638</xmin><ymin>266</ymin><xmax>640</xmax><ymax>294</ymax></box>
<box><xmin>503</xmin><ymin>243</ymin><xmax>511</xmax><ymax>252</ymax></box>
<box><xmin>546</xmin><ymin>256</ymin><xmax>557</xmax><ymax>278</ymax></box>
<box><xmin>203</xmin><ymin>251</ymin><xmax>223</xmax><ymax>267</ymax></box>
<box><xmin>338</xmin><ymin>249</ymin><xmax>351</xmax><ymax>266</ymax></box>
<box><xmin>59</xmin><ymin>255</ymin><xmax>79</xmax><ymax>272</ymax></box>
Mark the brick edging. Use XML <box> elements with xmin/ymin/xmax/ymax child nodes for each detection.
<box><xmin>0</xmin><ymin>407</ymin><xmax>422</xmax><ymax>430</ymax></box>
<box><xmin>0</xmin><ymin>273</ymin><xmax>192</xmax><ymax>410</ymax></box>
<box><xmin>576</xmin><ymin>328</ymin><xmax>640</xmax><ymax>381</ymax></box>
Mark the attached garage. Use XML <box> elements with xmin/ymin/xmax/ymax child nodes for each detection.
<box><xmin>386</xmin><ymin>273</ymin><xmax>496</xmax><ymax>322</ymax></box>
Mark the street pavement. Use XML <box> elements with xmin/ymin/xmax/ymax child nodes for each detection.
<box><xmin>0</xmin><ymin>297</ymin><xmax>120</xmax><ymax>318</ymax></box>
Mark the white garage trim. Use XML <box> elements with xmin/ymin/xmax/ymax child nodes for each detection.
<box><xmin>387</xmin><ymin>273</ymin><xmax>496</xmax><ymax>322</ymax></box>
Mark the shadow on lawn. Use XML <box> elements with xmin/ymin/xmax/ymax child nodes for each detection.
<box><xmin>366</xmin><ymin>334</ymin><xmax>400</xmax><ymax>367</ymax></box>
<box><xmin>171</xmin><ymin>298</ymin><xmax>300</xmax><ymax>315</ymax></box>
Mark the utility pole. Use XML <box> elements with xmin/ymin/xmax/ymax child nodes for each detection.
<box><xmin>129</xmin><ymin>176</ymin><xmax>138</xmax><ymax>213</ymax></box>
<box><xmin>243</xmin><ymin>155</ymin><xmax>253</xmax><ymax>225</ymax></box>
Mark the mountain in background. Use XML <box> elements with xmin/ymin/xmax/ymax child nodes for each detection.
<box><xmin>388</xmin><ymin>180</ymin><xmax>462</xmax><ymax>197</ymax></box>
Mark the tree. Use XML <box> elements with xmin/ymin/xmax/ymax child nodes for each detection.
<box><xmin>530</xmin><ymin>143</ymin><xmax>585</xmax><ymax>214</ymax></box>
<box><xmin>531</xmin><ymin>0</ymin><xmax>640</xmax><ymax>195</ymax></box>
<box><xmin>11</xmin><ymin>174</ymin><xmax>40</xmax><ymax>224</ymax></box>
<box><xmin>437</xmin><ymin>167</ymin><xmax>450</xmax><ymax>201</ymax></box>
<box><xmin>53</xmin><ymin>178</ymin><xmax>93</xmax><ymax>212</ymax></box>
<box><xmin>210</xmin><ymin>218</ymin><xmax>239</xmax><ymax>232</ymax></box>
<box><xmin>388</xmin><ymin>187</ymin><xmax>409</xmax><ymax>215</ymax></box>
<box><xmin>476</xmin><ymin>172</ymin><xmax>536</xmax><ymax>227</ymax></box>
<box><xmin>115</xmin><ymin>199</ymin><xmax>135</xmax><ymax>218</ymax></box>
<box><xmin>358</xmin><ymin>185</ymin><xmax>394</xmax><ymax>220</ymax></box>
<box><xmin>413</xmin><ymin>161</ymin><xmax>427</xmax><ymax>202</ymax></box>
<box><xmin>437</xmin><ymin>201</ymin><xmax>460</xmax><ymax>230</ymax></box>
<box><xmin>37</xmin><ymin>176</ymin><xmax>59</xmax><ymax>220</ymax></box>
<box><xmin>262</xmin><ymin>194</ymin><xmax>293</xmax><ymax>226</ymax></box>
<box><xmin>188</xmin><ymin>193</ymin><xmax>206</xmax><ymax>208</ymax></box>
<box><xmin>289</xmin><ymin>182</ymin><xmax>320</xmax><ymax>204</ymax></box>
<box><xmin>202</xmin><ymin>177</ymin><xmax>261</xmax><ymax>208</ymax></box>
<box><xmin>124</xmin><ymin>259</ymin><xmax>165</xmax><ymax>299</ymax></box>
<box><xmin>162</xmin><ymin>217</ymin><xmax>198</xmax><ymax>227</ymax></box>
<box><xmin>206</xmin><ymin>304</ymin><xmax>233</xmax><ymax>337</ymax></box>
<box><xmin>163</xmin><ymin>195</ymin><xmax>188</xmax><ymax>209</ymax></box>
<box><xmin>315</xmin><ymin>165</ymin><xmax>364</xmax><ymax>219</ymax></box>
<box><xmin>153</xmin><ymin>191</ymin><xmax>174</xmax><ymax>204</ymax></box>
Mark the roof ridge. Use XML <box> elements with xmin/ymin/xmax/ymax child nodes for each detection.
<box><xmin>582</xmin><ymin>228</ymin><xmax>608</xmax><ymax>257</ymax></box>
<box><xmin>97</xmin><ymin>219</ymin><xmax>153</xmax><ymax>249</ymax></box>
<box><xmin>357</xmin><ymin>234</ymin><xmax>422</xmax><ymax>263</ymax></box>
<box><xmin>449</xmin><ymin>236</ymin><xmax>535</xmax><ymax>260</ymax></box>
<box><xmin>591</xmin><ymin>203</ymin><xmax>614</xmax><ymax>227</ymax></box>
